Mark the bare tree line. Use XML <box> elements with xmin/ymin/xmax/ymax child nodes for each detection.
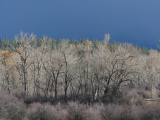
<box><xmin>0</xmin><ymin>32</ymin><xmax>160</xmax><ymax>103</ymax></box>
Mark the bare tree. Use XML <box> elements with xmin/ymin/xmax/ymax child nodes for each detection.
<box><xmin>40</xmin><ymin>38</ymin><xmax>64</xmax><ymax>99</ymax></box>
<box><xmin>60</xmin><ymin>41</ymin><xmax>78</xmax><ymax>102</ymax></box>
<box><xmin>9</xmin><ymin>32</ymin><xmax>36</xmax><ymax>96</ymax></box>
<box><xmin>91</xmin><ymin>44</ymin><xmax>139</xmax><ymax>101</ymax></box>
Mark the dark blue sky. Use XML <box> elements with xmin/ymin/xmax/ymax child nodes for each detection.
<box><xmin>1</xmin><ymin>0</ymin><xmax>160</xmax><ymax>49</ymax></box>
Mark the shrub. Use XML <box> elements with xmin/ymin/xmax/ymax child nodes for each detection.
<box><xmin>85</xmin><ymin>104</ymin><xmax>103</xmax><ymax>120</ymax></box>
<box><xmin>0</xmin><ymin>93</ymin><xmax>26</xmax><ymax>120</ymax></box>
<box><xmin>66</xmin><ymin>102</ymin><xmax>87</xmax><ymax>120</ymax></box>
<box><xmin>125</xmin><ymin>89</ymin><xmax>143</xmax><ymax>105</ymax></box>
<box><xmin>133</xmin><ymin>103</ymin><xmax>160</xmax><ymax>120</ymax></box>
<box><xmin>101</xmin><ymin>104</ymin><xmax>136</xmax><ymax>120</ymax></box>
<box><xmin>26</xmin><ymin>102</ymin><xmax>66</xmax><ymax>120</ymax></box>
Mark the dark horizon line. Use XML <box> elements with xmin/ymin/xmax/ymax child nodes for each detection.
<box><xmin>0</xmin><ymin>36</ymin><xmax>158</xmax><ymax>50</ymax></box>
